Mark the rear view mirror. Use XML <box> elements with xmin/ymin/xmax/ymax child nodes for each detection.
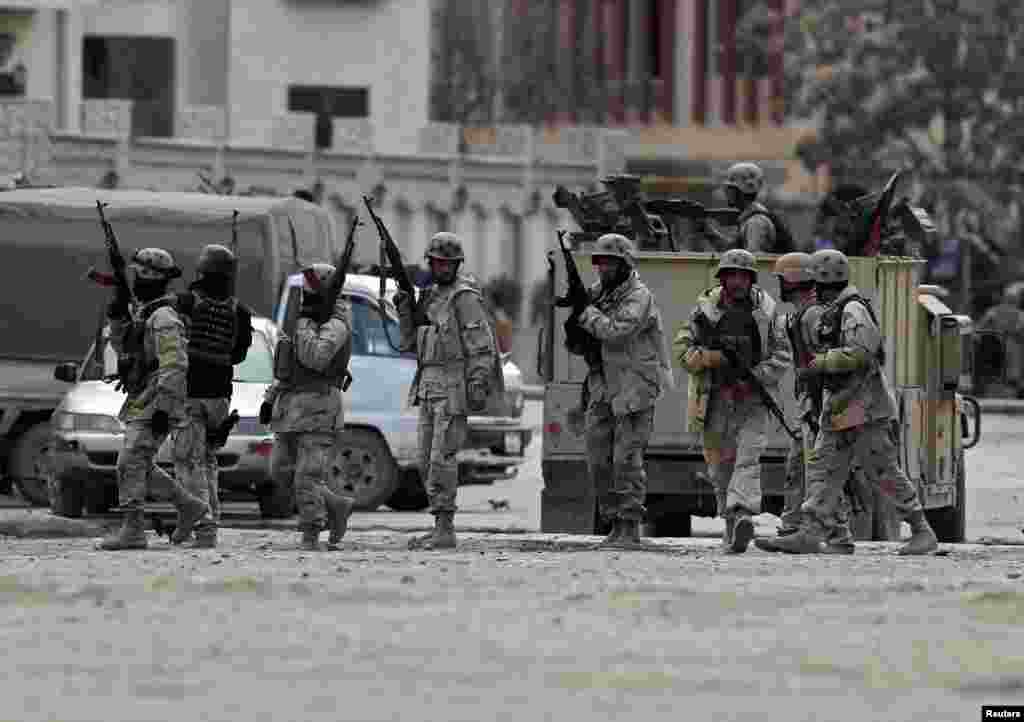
<box><xmin>54</xmin><ymin>362</ymin><xmax>79</xmax><ymax>383</ymax></box>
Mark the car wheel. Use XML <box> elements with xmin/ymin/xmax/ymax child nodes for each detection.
<box><xmin>51</xmin><ymin>478</ymin><xmax>84</xmax><ymax>519</ymax></box>
<box><xmin>258</xmin><ymin>480</ymin><xmax>295</xmax><ymax>519</ymax></box>
<box><xmin>333</xmin><ymin>428</ymin><xmax>399</xmax><ymax>511</ymax></box>
<box><xmin>10</xmin><ymin>423</ymin><xmax>54</xmax><ymax>507</ymax></box>
<box><xmin>386</xmin><ymin>470</ymin><xmax>429</xmax><ymax>512</ymax></box>
<box><xmin>926</xmin><ymin>450</ymin><xmax>967</xmax><ymax>543</ymax></box>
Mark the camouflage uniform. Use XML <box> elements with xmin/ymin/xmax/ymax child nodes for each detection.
<box><xmin>724</xmin><ymin>162</ymin><xmax>776</xmax><ymax>253</ymax></box>
<box><xmin>673</xmin><ymin>249</ymin><xmax>791</xmax><ymax>553</ymax></box>
<box><xmin>771</xmin><ymin>250</ymin><xmax>937</xmax><ymax>555</ymax></box>
<box><xmin>977</xmin><ymin>286</ymin><xmax>1024</xmax><ymax>397</ymax></box>
<box><xmin>100</xmin><ymin>248</ymin><xmax>210</xmax><ymax>551</ymax></box>
<box><xmin>576</xmin><ymin>234</ymin><xmax>673</xmax><ymax>544</ymax></box>
<box><xmin>266</xmin><ymin>263</ymin><xmax>354</xmax><ymax>551</ymax></box>
<box><xmin>397</xmin><ymin>232</ymin><xmax>502</xmax><ymax>550</ymax></box>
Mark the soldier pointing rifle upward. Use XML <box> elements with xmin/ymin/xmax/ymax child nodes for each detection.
<box><xmin>394</xmin><ymin>232</ymin><xmax>503</xmax><ymax>551</ymax></box>
<box><xmin>574</xmin><ymin>234</ymin><xmax>673</xmax><ymax>548</ymax></box>
<box><xmin>673</xmin><ymin>249</ymin><xmax>791</xmax><ymax>554</ymax></box>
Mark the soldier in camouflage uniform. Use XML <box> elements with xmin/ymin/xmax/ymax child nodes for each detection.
<box><xmin>575</xmin><ymin>234</ymin><xmax>672</xmax><ymax>547</ymax></box>
<box><xmin>769</xmin><ymin>249</ymin><xmax>938</xmax><ymax>555</ymax></box>
<box><xmin>100</xmin><ymin>248</ymin><xmax>211</xmax><ymax>551</ymax></box>
<box><xmin>702</xmin><ymin>162</ymin><xmax>779</xmax><ymax>252</ymax></box>
<box><xmin>262</xmin><ymin>263</ymin><xmax>355</xmax><ymax>551</ymax></box>
<box><xmin>754</xmin><ymin>252</ymin><xmax>854</xmax><ymax>554</ymax></box>
<box><xmin>167</xmin><ymin>244</ymin><xmax>254</xmax><ymax>548</ymax></box>
<box><xmin>395</xmin><ymin>232</ymin><xmax>502</xmax><ymax>550</ymax></box>
<box><xmin>673</xmin><ymin>249</ymin><xmax>791</xmax><ymax>553</ymax></box>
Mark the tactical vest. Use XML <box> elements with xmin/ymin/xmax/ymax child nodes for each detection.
<box><xmin>694</xmin><ymin>300</ymin><xmax>762</xmax><ymax>387</ymax></box>
<box><xmin>818</xmin><ymin>294</ymin><xmax>886</xmax><ymax>390</ymax></box>
<box><xmin>118</xmin><ymin>297</ymin><xmax>176</xmax><ymax>395</ymax></box>
<box><xmin>176</xmin><ymin>291</ymin><xmax>237</xmax><ymax>367</ymax></box>
<box><xmin>787</xmin><ymin>305</ymin><xmax>824</xmax><ymax>409</ymax></box>
<box><xmin>417</xmin><ymin>281</ymin><xmax>481</xmax><ymax>368</ymax></box>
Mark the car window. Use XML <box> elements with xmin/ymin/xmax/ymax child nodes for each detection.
<box><xmin>349</xmin><ymin>296</ymin><xmax>411</xmax><ymax>358</ymax></box>
<box><xmin>233</xmin><ymin>330</ymin><xmax>274</xmax><ymax>383</ymax></box>
<box><xmin>79</xmin><ymin>328</ymin><xmax>118</xmax><ymax>382</ymax></box>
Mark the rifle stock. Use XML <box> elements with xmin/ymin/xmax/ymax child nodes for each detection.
<box><xmin>720</xmin><ymin>347</ymin><xmax>798</xmax><ymax>441</ymax></box>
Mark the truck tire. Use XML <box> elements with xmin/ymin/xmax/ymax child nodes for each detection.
<box><xmin>386</xmin><ymin>470</ymin><xmax>429</xmax><ymax>511</ymax></box>
<box><xmin>51</xmin><ymin>478</ymin><xmax>84</xmax><ymax>518</ymax></box>
<box><xmin>644</xmin><ymin>494</ymin><xmax>693</xmax><ymax>538</ymax></box>
<box><xmin>257</xmin><ymin>480</ymin><xmax>295</xmax><ymax>519</ymax></box>
<box><xmin>926</xmin><ymin>451</ymin><xmax>967</xmax><ymax>543</ymax></box>
<box><xmin>10</xmin><ymin>423</ymin><xmax>54</xmax><ymax>507</ymax></box>
<box><xmin>333</xmin><ymin>428</ymin><xmax>399</xmax><ymax>511</ymax></box>
<box><xmin>84</xmin><ymin>481</ymin><xmax>118</xmax><ymax>515</ymax></box>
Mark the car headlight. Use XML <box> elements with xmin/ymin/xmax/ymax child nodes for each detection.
<box><xmin>54</xmin><ymin>412</ymin><xmax>124</xmax><ymax>434</ymax></box>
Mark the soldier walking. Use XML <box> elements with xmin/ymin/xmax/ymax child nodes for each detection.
<box><xmin>673</xmin><ymin>249</ymin><xmax>791</xmax><ymax>553</ymax></box>
<box><xmin>166</xmin><ymin>244</ymin><xmax>254</xmax><ymax>548</ymax></box>
<box><xmin>573</xmin><ymin>234</ymin><xmax>672</xmax><ymax>547</ymax></box>
<box><xmin>768</xmin><ymin>249</ymin><xmax>938</xmax><ymax>555</ymax></box>
<box><xmin>100</xmin><ymin>248</ymin><xmax>210</xmax><ymax>551</ymax></box>
<box><xmin>262</xmin><ymin>263</ymin><xmax>355</xmax><ymax>551</ymax></box>
<box><xmin>755</xmin><ymin>252</ymin><xmax>854</xmax><ymax>554</ymax></box>
<box><xmin>395</xmin><ymin>232</ymin><xmax>503</xmax><ymax>550</ymax></box>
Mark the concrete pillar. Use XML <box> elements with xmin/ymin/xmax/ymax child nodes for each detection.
<box><xmin>57</xmin><ymin>8</ymin><xmax>81</xmax><ymax>132</ymax></box>
<box><xmin>656</xmin><ymin>0</ymin><xmax>676</xmax><ymax>125</ymax></box>
<box><xmin>557</xmin><ymin>0</ymin><xmax>577</xmax><ymax>125</ymax></box>
<box><xmin>719</xmin><ymin>0</ymin><xmax>738</xmax><ymax>126</ymax></box>
<box><xmin>408</xmin><ymin>204</ymin><xmax>431</xmax><ymax>265</ymax></box>
<box><xmin>481</xmin><ymin>208</ymin><xmax>505</xmax><ymax>283</ymax></box>
<box><xmin>626</xmin><ymin>0</ymin><xmax>649</xmax><ymax>125</ymax></box>
<box><xmin>602</xmin><ymin>0</ymin><xmax>627</xmax><ymax>125</ymax></box>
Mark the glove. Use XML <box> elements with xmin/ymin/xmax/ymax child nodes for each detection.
<box><xmin>150</xmin><ymin>410</ymin><xmax>170</xmax><ymax>436</ymax></box>
<box><xmin>683</xmin><ymin>348</ymin><xmax>725</xmax><ymax>372</ymax></box>
<box><xmin>259</xmin><ymin>401</ymin><xmax>273</xmax><ymax>426</ymax></box>
<box><xmin>467</xmin><ymin>379</ymin><xmax>489</xmax><ymax>413</ymax></box>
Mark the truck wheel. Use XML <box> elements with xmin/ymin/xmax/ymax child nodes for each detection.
<box><xmin>84</xmin><ymin>481</ymin><xmax>117</xmax><ymax>515</ymax></box>
<box><xmin>644</xmin><ymin>494</ymin><xmax>693</xmax><ymax>538</ymax></box>
<box><xmin>386</xmin><ymin>470</ymin><xmax>429</xmax><ymax>511</ymax></box>
<box><xmin>333</xmin><ymin>428</ymin><xmax>399</xmax><ymax>511</ymax></box>
<box><xmin>257</xmin><ymin>480</ymin><xmax>295</xmax><ymax>519</ymax></box>
<box><xmin>51</xmin><ymin>478</ymin><xmax>84</xmax><ymax>518</ymax></box>
<box><xmin>926</xmin><ymin>451</ymin><xmax>967</xmax><ymax>543</ymax></box>
<box><xmin>10</xmin><ymin>423</ymin><xmax>54</xmax><ymax>507</ymax></box>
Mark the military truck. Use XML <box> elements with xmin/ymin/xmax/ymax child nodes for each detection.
<box><xmin>538</xmin><ymin>188</ymin><xmax>992</xmax><ymax>544</ymax></box>
<box><xmin>0</xmin><ymin>187</ymin><xmax>337</xmax><ymax>506</ymax></box>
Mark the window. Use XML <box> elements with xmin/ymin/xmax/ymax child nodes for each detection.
<box><xmin>287</xmin><ymin>85</ymin><xmax>369</xmax><ymax>149</ymax></box>
<box><xmin>349</xmin><ymin>296</ymin><xmax>410</xmax><ymax>358</ymax></box>
<box><xmin>233</xmin><ymin>330</ymin><xmax>274</xmax><ymax>384</ymax></box>
<box><xmin>82</xmin><ymin>35</ymin><xmax>176</xmax><ymax>137</ymax></box>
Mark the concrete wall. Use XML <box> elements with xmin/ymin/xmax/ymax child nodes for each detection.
<box><xmin>227</xmin><ymin>0</ymin><xmax>430</xmax><ymax>153</ymax></box>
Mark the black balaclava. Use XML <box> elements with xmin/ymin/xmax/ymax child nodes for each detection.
<box><xmin>192</xmin><ymin>271</ymin><xmax>233</xmax><ymax>301</ymax></box>
<box><xmin>133</xmin><ymin>277</ymin><xmax>169</xmax><ymax>304</ymax></box>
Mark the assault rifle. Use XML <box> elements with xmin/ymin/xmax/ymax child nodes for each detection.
<box><xmin>644</xmin><ymin>198</ymin><xmax>741</xmax><ymax>227</ymax></box>
<box><xmin>362</xmin><ymin>194</ymin><xmax>427</xmax><ymax>326</ymax></box>
<box><xmin>719</xmin><ymin>345</ymin><xmax>798</xmax><ymax>441</ymax></box>
<box><xmin>230</xmin><ymin>209</ymin><xmax>239</xmax><ymax>254</ymax></box>
<box><xmin>553</xmin><ymin>229</ymin><xmax>601</xmax><ymax>367</ymax></box>
<box><xmin>303</xmin><ymin>213</ymin><xmax>361</xmax><ymax>324</ymax></box>
<box><xmin>85</xmin><ymin>201</ymin><xmax>135</xmax><ymax>311</ymax></box>
<box><xmin>207</xmin><ymin>409</ymin><xmax>240</xmax><ymax>449</ymax></box>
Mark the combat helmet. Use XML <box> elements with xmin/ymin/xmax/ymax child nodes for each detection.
<box><xmin>301</xmin><ymin>262</ymin><xmax>336</xmax><ymax>294</ymax></box>
<box><xmin>812</xmin><ymin>249</ymin><xmax>850</xmax><ymax>285</ymax></box>
<box><xmin>592</xmin><ymin>233</ymin><xmax>637</xmax><ymax>268</ymax></box>
<box><xmin>196</xmin><ymin>244</ymin><xmax>238</xmax><ymax>277</ymax></box>
<box><xmin>773</xmin><ymin>252</ymin><xmax>815</xmax><ymax>285</ymax></box>
<box><xmin>424</xmin><ymin>232</ymin><xmax>465</xmax><ymax>262</ymax></box>
<box><xmin>715</xmin><ymin>248</ymin><xmax>758</xmax><ymax>279</ymax></box>
<box><xmin>130</xmin><ymin>248</ymin><xmax>182</xmax><ymax>280</ymax></box>
<box><xmin>723</xmin><ymin>162</ymin><xmax>765</xmax><ymax>196</ymax></box>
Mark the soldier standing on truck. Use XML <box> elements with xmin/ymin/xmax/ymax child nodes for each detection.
<box><xmin>754</xmin><ymin>253</ymin><xmax>855</xmax><ymax>554</ymax></box>
<box><xmin>166</xmin><ymin>244</ymin><xmax>254</xmax><ymax>548</ymax></box>
<box><xmin>573</xmin><ymin>234</ymin><xmax>673</xmax><ymax>547</ymax></box>
<box><xmin>395</xmin><ymin>232</ymin><xmax>503</xmax><ymax>550</ymax></box>
<box><xmin>705</xmin><ymin>162</ymin><xmax>793</xmax><ymax>253</ymax></box>
<box><xmin>673</xmin><ymin>248</ymin><xmax>791</xmax><ymax>553</ymax></box>
<box><xmin>768</xmin><ymin>249</ymin><xmax>939</xmax><ymax>555</ymax></box>
<box><xmin>100</xmin><ymin>248</ymin><xmax>212</xmax><ymax>551</ymax></box>
<box><xmin>261</xmin><ymin>263</ymin><xmax>355</xmax><ymax>551</ymax></box>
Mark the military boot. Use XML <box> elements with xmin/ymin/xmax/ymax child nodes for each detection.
<box><xmin>324</xmin><ymin>489</ymin><xmax>355</xmax><ymax>551</ymax></box>
<box><xmin>617</xmin><ymin>518</ymin><xmax>647</xmax><ymax>548</ymax></box>
<box><xmin>170</xmin><ymin>510</ymin><xmax>192</xmax><ymax>545</ymax></box>
<box><xmin>765</xmin><ymin>516</ymin><xmax>827</xmax><ymax>555</ymax></box>
<box><xmin>898</xmin><ymin>510</ymin><xmax>938</xmax><ymax>556</ymax></box>
<box><xmin>822</xmin><ymin>525</ymin><xmax>855</xmax><ymax>555</ymax></box>
<box><xmin>720</xmin><ymin>517</ymin><xmax>736</xmax><ymax>551</ymax></box>
<box><xmin>172</xmin><ymin>492</ymin><xmax>211</xmax><ymax>546</ymax></box>
<box><xmin>599</xmin><ymin>518</ymin><xmax>623</xmax><ymax>547</ymax></box>
<box><xmin>99</xmin><ymin>507</ymin><xmax>148</xmax><ymax>551</ymax></box>
<box><xmin>189</xmin><ymin>521</ymin><xmax>218</xmax><ymax>549</ymax></box>
<box><xmin>727</xmin><ymin>512</ymin><xmax>755</xmax><ymax>554</ymax></box>
<box><xmin>408</xmin><ymin>512</ymin><xmax>457</xmax><ymax>550</ymax></box>
<box><xmin>300</xmin><ymin>523</ymin><xmax>323</xmax><ymax>552</ymax></box>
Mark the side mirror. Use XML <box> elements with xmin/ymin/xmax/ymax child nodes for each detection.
<box><xmin>54</xmin><ymin>362</ymin><xmax>79</xmax><ymax>383</ymax></box>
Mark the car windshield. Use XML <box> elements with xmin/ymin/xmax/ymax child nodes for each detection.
<box><xmin>233</xmin><ymin>330</ymin><xmax>274</xmax><ymax>383</ymax></box>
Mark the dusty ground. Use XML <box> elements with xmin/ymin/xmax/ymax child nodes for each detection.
<box><xmin>2</xmin><ymin>403</ymin><xmax>1024</xmax><ymax>721</ymax></box>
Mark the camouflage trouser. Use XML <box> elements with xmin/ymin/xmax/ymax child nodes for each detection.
<box><xmin>802</xmin><ymin>419</ymin><xmax>922</xmax><ymax>531</ymax></box>
<box><xmin>703</xmin><ymin>391</ymin><xmax>767</xmax><ymax>517</ymax></box>
<box><xmin>418</xmin><ymin>397</ymin><xmax>467</xmax><ymax>515</ymax></box>
<box><xmin>585</xmin><ymin>401</ymin><xmax>654</xmax><ymax>522</ymax></box>
<box><xmin>173</xmin><ymin>398</ymin><xmax>230</xmax><ymax>522</ymax></box>
<box><xmin>270</xmin><ymin>431</ymin><xmax>335</xmax><ymax>528</ymax></box>
<box><xmin>116</xmin><ymin>420</ymin><xmax>172</xmax><ymax>508</ymax></box>
<box><xmin>781</xmin><ymin>419</ymin><xmax>853</xmax><ymax>544</ymax></box>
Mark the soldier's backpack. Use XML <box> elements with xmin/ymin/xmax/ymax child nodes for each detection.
<box><xmin>746</xmin><ymin>208</ymin><xmax>796</xmax><ymax>254</ymax></box>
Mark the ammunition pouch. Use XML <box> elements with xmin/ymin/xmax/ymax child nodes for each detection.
<box><xmin>272</xmin><ymin>338</ymin><xmax>295</xmax><ymax>383</ymax></box>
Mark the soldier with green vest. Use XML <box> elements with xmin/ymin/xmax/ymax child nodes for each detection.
<box><xmin>673</xmin><ymin>248</ymin><xmax>791</xmax><ymax>553</ymax></box>
<box><xmin>395</xmin><ymin>232</ymin><xmax>503</xmax><ymax>550</ymax></box>
<box><xmin>768</xmin><ymin>249</ymin><xmax>938</xmax><ymax>555</ymax></box>
<box><xmin>576</xmin><ymin>233</ymin><xmax>673</xmax><ymax>547</ymax></box>
<box><xmin>262</xmin><ymin>262</ymin><xmax>355</xmax><ymax>551</ymax></box>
